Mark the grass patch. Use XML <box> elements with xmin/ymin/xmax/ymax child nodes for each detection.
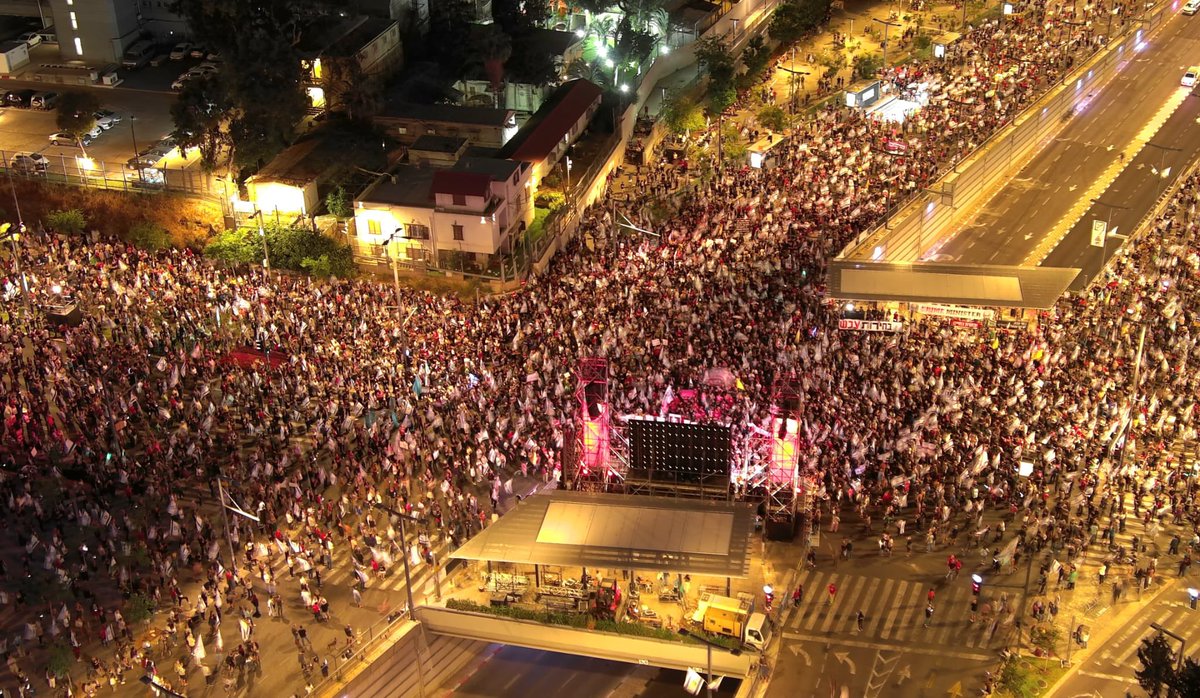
<box><xmin>527</xmin><ymin>206</ymin><xmax>551</xmax><ymax>247</ymax></box>
<box><xmin>996</xmin><ymin>656</ymin><xmax>1068</xmax><ymax>698</ymax></box>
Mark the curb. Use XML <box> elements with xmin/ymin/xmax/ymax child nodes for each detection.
<box><xmin>1041</xmin><ymin>578</ymin><xmax>1179</xmax><ymax>697</ymax></box>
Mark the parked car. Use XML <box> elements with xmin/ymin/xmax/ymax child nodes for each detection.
<box><xmin>93</xmin><ymin>110</ymin><xmax>121</xmax><ymax>129</ymax></box>
<box><xmin>10</xmin><ymin>153</ymin><xmax>49</xmax><ymax>174</ymax></box>
<box><xmin>30</xmin><ymin>91</ymin><xmax>60</xmax><ymax>110</ymax></box>
<box><xmin>1185</xmin><ymin>0</ymin><xmax>1200</xmax><ymax>13</ymax></box>
<box><xmin>171</xmin><ymin>75</ymin><xmax>191</xmax><ymax>91</ymax></box>
<box><xmin>188</xmin><ymin>44</ymin><xmax>207</xmax><ymax>59</ymax></box>
<box><xmin>187</xmin><ymin>64</ymin><xmax>218</xmax><ymax>77</ymax></box>
<box><xmin>49</xmin><ymin>131</ymin><xmax>91</xmax><ymax>147</ymax></box>
<box><xmin>168</xmin><ymin>42</ymin><xmax>192</xmax><ymax>60</ymax></box>
<box><xmin>1183</xmin><ymin>66</ymin><xmax>1199</xmax><ymax>87</ymax></box>
<box><xmin>126</xmin><ymin>149</ymin><xmax>167</xmax><ymax>170</ymax></box>
<box><xmin>17</xmin><ymin>31</ymin><xmax>41</xmax><ymax>47</ymax></box>
<box><xmin>4</xmin><ymin>89</ymin><xmax>36</xmax><ymax>108</ymax></box>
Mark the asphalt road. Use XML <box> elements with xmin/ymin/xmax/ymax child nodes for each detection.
<box><xmin>448</xmin><ymin>644</ymin><xmax>741</xmax><ymax>698</ymax></box>
<box><xmin>1050</xmin><ymin>578</ymin><xmax>1200</xmax><ymax>698</ymax></box>
<box><xmin>0</xmin><ymin>66</ymin><xmax>204</xmax><ymax>176</ymax></box>
<box><xmin>932</xmin><ymin>9</ymin><xmax>1200</xmax><ymax>268</ymax></box>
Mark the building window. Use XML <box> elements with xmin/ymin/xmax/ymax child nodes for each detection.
<box><xmin>452</xmin><ymin>193</ymin><xmax>466</xmax><ymax>206</ymax></box>
<box><xmin>452</xmin><ymin>224</ymin><xmax>464</xmax><ymax>241</ymax></box>
<box><xmin>406</xmin><ymin>223</ymin><xmax>430</xmax><ymax>240</ymax></box>
<box><xmin>74</xmin><ymin>37</ymin><xmax>83</xmax><ymax>56</ymax></box>
<box><xmin>397</xmin><ymin>126</ymin><xmax>407</xmax><ymax>135</ymax></box>
<box><xmin>367</xmin><ymin>219</ymin><xmax>381</xmax><ymax>235</ymax></box>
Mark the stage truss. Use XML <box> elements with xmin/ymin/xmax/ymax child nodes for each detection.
<box><xmin>742</xmin><ymin>373</ymin><xmax>804</xmax><ymax>539</ymax></box>
<box><xmin>569</xmin><ymin>357</ymin><xmax>625</xmax><ymax>492</ymax></box>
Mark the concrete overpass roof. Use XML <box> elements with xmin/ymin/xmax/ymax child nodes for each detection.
<box><xmin>451</xmin><ymin>491</ymin><xmax>756</xmax><ymax>578</ymax></box>
<box><xmin>828</xmin><ymin>260</ymin><xmax>1080</xmax><ymax>309</ymax></box>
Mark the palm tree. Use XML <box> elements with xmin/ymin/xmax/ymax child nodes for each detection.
<box><xmin>475</xmin><ymin>24</ymin><xmax>513</xmax><ymax>98</ymax></box>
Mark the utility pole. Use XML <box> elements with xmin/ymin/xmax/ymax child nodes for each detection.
<box><xmin>873</xmin><ymin>18</ymin><xmax>901</xmax><ymax>71</ymax></box>
<box><xmin>251</xmin><ymin>209</ymin><xmax>272</xmax><ymax>278</ymax></box>
<box><xmin>1116</xmin><ymin>322</ymin><xmax>1147</xmax><ymax>475</ymax></box>
<box><xmin>384</xmin><ymin>229</ymin><xmax>405</xmax><ymax>315</ymax></box>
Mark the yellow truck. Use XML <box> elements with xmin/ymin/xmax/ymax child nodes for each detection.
<box><xmin>690</xmin><ymin>593</ymin><xmax>762</xmax><ymax>646</ymax></box>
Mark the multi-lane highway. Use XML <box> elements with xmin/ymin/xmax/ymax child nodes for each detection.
<box><xmin>930</xmin><ymin>8</ymin><xmax>1200</xmax><ymax>274</ymax></box>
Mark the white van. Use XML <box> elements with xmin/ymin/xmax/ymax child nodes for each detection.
<box><xmin>121</xmin><ymin>40</ymin><xmax>156</xmax><ymax>69</ymax></box>
<box><xmin>744</xmin><ymin>612</ymin><xmax>770</xmax><ymax>650</ymax></box>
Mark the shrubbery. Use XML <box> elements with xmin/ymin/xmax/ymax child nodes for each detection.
<box><xmin>46</xmin><ymin>209</ymin><xmax>87</xmax><ymax>235</ymax></box>
<box><xmin>205</xmin><ymin>223</ymin><xmax>356</xmax><ymax>278</ymax></box>
<box><xmin>127</xmin><ymin>221</ymin><xmax>173</xmax><ymax>251</ymax></box>
<box><xmin>534</xmin><ymin>191</ymin><xmax>566</xmax><ymax>211</ymax></box>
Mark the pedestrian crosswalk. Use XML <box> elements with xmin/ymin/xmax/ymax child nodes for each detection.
<box><xmin>1091</xmin><ymin>601</ymin><xmax>1200</xmax><ymax>675</ymax></box>
<box><xmin>784</xmin><ymin>568</ymin><xmax>1016</xmax><ymax>650</ymax></box>
<box><xmin>299</xmin><ymin>537</ymin><xmax>451</xmax><ymax>599</ymax></box>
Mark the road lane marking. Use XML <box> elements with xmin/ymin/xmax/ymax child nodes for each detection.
<box><xmin>1026</xmin><ymin>86</ymin><xmax>1192</xmax><ymax>266</ymax></box>
<box><xmin>781</xmin><ymin>631</ymin><xmax>993</xmax><ymax>661</ymax></box>
<box><xmin>1078</xmin><ymin>669</ymin><xmax>1137</xmax><ymax>683</ymax></box>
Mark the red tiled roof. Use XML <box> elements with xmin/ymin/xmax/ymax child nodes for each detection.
<box><xmin>505</xmin><ymin>79</ymin><xmax>602</xmax><ymax>163</ymax></box>
<box><xmin>431</xmin><ymin>170</ymin><xmax>491</xmax><ymax>199</ymax></box>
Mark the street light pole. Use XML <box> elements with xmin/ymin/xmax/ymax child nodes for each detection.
<box><xmin>129</xmin><ymin>115</ymin><xmax>139</xmax><ymax>165</ymax></box>
<box><xmin>251</xmin><ymin>209</ymin><xmax>272</xmax><ymax>278</ymax></box>
<box><xmin>1150</xmin><ymin>622</ymin><xmax>1186</xmax><ymax>672</ymax></box>
<box><xmin>384</xmin><ymin>230</ymin><xmax>405</xmax><ymax>315</ymax></box>
<box><xmin>1116</xmin><ymin>323</ymin><xmax>1148</xmax><ymax>475</ymax></box>
<box><xmin>873</xmin><ymin>18</ymin><xmax>901</xmax><ymax>71</ymax></box>
<box><xmin>678</xmin><ymin>627</ymin><xmax>741</xmax><ymax>698</ymax></box>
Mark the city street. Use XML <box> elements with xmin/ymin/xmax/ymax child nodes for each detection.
<box><xmin>1052</xmin><ymin>579</ymin><xmax>1199</xmax><ymax>697</ymax></box>
<box><xmin>931</xmin><ymin>8</ymin><xmax>1200</xmax><ymax>267</ymax></box>
<box><xmin>447</xmin><ymin>644</ymin><xmax>741</xmax><ymax>697</ymax></box>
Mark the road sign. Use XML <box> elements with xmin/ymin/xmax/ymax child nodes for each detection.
<box><xmin>1090</xmin><ymin>220</ymin><xmax>1107</xmax><ymax>247</ymax></box>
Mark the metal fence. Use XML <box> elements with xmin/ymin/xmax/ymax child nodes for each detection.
<box><xmin>0</xmin><ymin>149</ymin><xmax>218</xmax><ymax>198</ymax></box>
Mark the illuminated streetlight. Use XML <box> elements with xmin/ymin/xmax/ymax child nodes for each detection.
<box><xmin>619</xmin><ymin>83</ymin><xmax>629</xmax><ymax>93</ymax></box>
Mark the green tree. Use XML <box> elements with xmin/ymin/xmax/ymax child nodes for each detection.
<box><xmin>46</xmin><ymin>642</ymin><xmax>73</xmax><ymax>679</ymax></box>
<box><xmin>428</xmin><ymin>0</ymin><xmax>477</xmax><ymax>74</ymax></box>
<box><xmin>55</xmin><ymin>91</ymin><xmax>101</xmax><ymax>137</ymax></box>
<box><xmin>719</xmin><ymin>120</ymin><xmax>747</xmax><ymax>163</ymax></box>
<box><xmin>742</xmin><ymin>35</ymin><xmax>771</xmax><ymax>75</ymax></box>
<box><xmin>757</xmin><ymin>104</ymin><xmax>788</xmax><ymax>132</ymax></box>
<box><xmin>1136</xmin><ymin>633</ymin><xmax>1178</xmax><ymax>698</ymax></box>
<box><xmin>125</xmin><ymin>593</ymin><xmax>156</xmax><ymax>625</ymax></box>
<box><xmin>127</xmin><ymin>222</ymin><xmax>172</xmax><ymax>251</ymax></box>
<box><xmin>853</xmin><ymin>52</ymin><xmax>883</xmax><ymax>80</ymax></box>
<box><xmin>172</xmin><ymin>0</ymin><xmax>315</xmax><ymax>169</ymax></box>
<box><xmin>170</xmin><ymin>74</ymin><xmax>231</xmax><ymax>171</ymax></box>
<box><xmin>492</xmin><ymin>0</ymin><xmax>550</xmax><ymax>36</ymax></box>
<box><xmin>1028</xmin><ymin>623</ymin><xmax>1062</xmax><ymax>656</ymax></box>
<box><xmin>1173</xmin><ymin>657</ymin><xmax>1200</xmax><ymax>698</ymax></box>
<box><xmin>322</xmin><ymin>56</ymin><xmax>381</xmax><ymax>123</ymax></box>
<box><xmin>325</xmin><ymin>185</ymin><xmax>352</xmax><ymax>219</ymax></box>
<box><xmin>770</xmin><ymin>0</ymin><xmax>831</xmax><ymax>44</ymax></box>
<box><xmin>696</xmin><ymin>35</ymin><xmax>736</xmax><ymax>115</ymax></box>
<box><xmin>662</xmin><ymin>92</ymin><xmax>706</xmax><ymax>135</ymax></box>
<box><xmin>46</xmin><ymin>209</ymin><xmax>87</xmax><ymax>235</ymax></box>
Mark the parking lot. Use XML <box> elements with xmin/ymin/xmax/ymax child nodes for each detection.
<box><xmin>0</xmin><ymin>38</ymin><xmax>232</xmax><ymax>178</ymax></box>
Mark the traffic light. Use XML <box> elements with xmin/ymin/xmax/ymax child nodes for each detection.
<box><xmin>971</xmin><ymin>574</ymin><xmax>983</xmax><ymax>595</ymax></box>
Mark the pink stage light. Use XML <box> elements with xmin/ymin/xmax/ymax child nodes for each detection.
<box><xmin>769</xmin><ymin>416</ymin><xmax>800</xmax><ymax>486</ymax></box>
<box><xmin>582</xmin><ymin>405</ymin><xmax>610</xmax><ymax>475</ymax></box>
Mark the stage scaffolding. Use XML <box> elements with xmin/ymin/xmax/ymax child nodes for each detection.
<box><xmin>568</xmin><ymin>357</ymin><xmax>625</xmax><ymax>492</ymax></box>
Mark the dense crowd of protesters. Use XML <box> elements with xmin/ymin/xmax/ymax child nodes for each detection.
<box><xmin>0</xmin><ymin>0</ymin><xmax>1194</xmax><ymax>696</ymax></box>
